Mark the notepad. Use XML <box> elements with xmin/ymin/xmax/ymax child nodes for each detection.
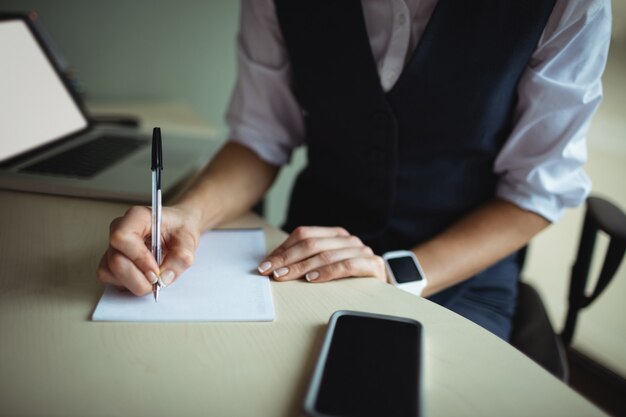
<box><xmin>92</xmin><ymin>228</ymin><xmax>275</xmax><ymax>322</ymax></box>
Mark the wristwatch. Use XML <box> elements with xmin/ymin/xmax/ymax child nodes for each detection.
<box><xmin>382</xmin><ymin>250</ymin><xmax>428</xmax><ymax>296</ymax></box>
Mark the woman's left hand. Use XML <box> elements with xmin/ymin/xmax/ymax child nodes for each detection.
<box><xmin>257</xmin><ymin>226</ymin><xmax>386</xmax><ymax>283</ymax></box>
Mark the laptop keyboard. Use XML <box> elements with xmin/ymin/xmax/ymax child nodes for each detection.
<box><xmin>20</xmin><ymin>135</ymin><xmax>147</xmax><ymax>178</ymax></box>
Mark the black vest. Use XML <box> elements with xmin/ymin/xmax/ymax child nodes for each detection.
<box><xmin>277</xmin><ymin>0</ymin><xmax>555</xmax><ymax>254</ymax></box>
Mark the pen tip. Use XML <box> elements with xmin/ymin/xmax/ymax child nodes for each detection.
<box><xmin>153</xmin><ymin>283</ymin><xmax>160</xmax><ymax>303</ymax></box>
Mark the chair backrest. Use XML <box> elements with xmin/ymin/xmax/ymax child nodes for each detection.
<box><xmin>562</xmin><ymin>196</ymin><xmax>626</xmax><ymax>346</ymax></box>
<box><xmin>510</xmin><ymin>195</ymin><xmax>626</xmax><ymax>380</ymax></box>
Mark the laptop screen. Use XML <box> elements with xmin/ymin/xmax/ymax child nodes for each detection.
<box><xmin>0</xmin><ymin>18</ymin><xmax>88</xmax><ymax>163</ymax></box>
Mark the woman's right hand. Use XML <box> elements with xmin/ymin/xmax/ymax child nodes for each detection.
<box><xmin>96</xmin><ymin>204</ymin><xmax>202</xmax><ymax>296</ymax></box>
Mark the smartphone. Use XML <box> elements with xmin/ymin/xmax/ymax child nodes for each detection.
<box><xmin>304</xmin><ymin>310</ymin><xmax>423</xmax><ymax>417</ymax></box>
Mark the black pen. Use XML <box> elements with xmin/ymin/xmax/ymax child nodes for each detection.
<box><xmin>151</xmin><ymin>127</ymin><xmax>163</xmax><ymax>302</ymax></box>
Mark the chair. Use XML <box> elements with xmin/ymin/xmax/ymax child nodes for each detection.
<box><xmin>510</xmin><ymin>195</ymin><xmax>626</xmax><ymax>381</ymax></box>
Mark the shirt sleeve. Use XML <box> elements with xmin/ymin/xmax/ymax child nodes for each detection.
<box><xmin>225</xmin><ymin>0</ymin><xmax>305</xmax><ymax>166</ymax></box>
<box><xmin>494</xmin><ymin>0</ymin><xmax>612</xmax><ymax>222</ymax></box>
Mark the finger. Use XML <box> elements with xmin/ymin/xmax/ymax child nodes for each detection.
<box><xmin>304</xmin><ymin>255</ymin><xmax>386</xmax><ymax>283</ymax></box>
<box><xmin>112</xmin><ymin>205</ymin><xmax>153</xmax><ymax>238</ymax></box>
<box><xmin>96</xmin><ymin>263</ymin><xmax>129</xmax><ymax>293</ymax></box>
<box><xmin>109</xmin><ymin>206</ymin><xmax>160</xmax><ymax>276</ymax></box>
<box><xmin>158</xmin><ymin>228</ymin><xmax>198</xmax><ymax>287</ymax></box>
<box><xmin>106</xmin><ymin>248</ymin><xmax>154</xmax><ymax>296</ymax></box>
<box><xmin>260</xmin><ymin>235</ymin><xmax>365</xmax><ymax>277</ymax></box>
<box><xmin>271</xmin><ymin>246</ymin><xmax>373</xmax><ymax>282</ymax></box>
<box><xmin>96</xmin><ymin>252</ymin><xmax>118</xmax><ymax>285</ymax></box>
<box><xmin>97</xmin><ymin>249</ymin><xmax>158</xmax><ymax>286</ymax></box>
<box><xmin>269</xmin><ymin>226</ymin><xmax>350</xmax><ymax>256</ymax></box>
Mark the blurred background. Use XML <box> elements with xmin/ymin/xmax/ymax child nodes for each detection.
<box><xmin>1</xmin><ymin>0</ymin><xmax>624</xmax><ymax>409</ymax></box>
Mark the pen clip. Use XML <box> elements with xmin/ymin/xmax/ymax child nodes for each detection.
<box><xmin>152</xmin><ymin>126</ymin><xmax>163</xmax><ymax>198</ymax></box>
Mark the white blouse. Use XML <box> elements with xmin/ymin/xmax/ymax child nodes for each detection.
<box><xmin>226</xmin><ymin>0</ymin><xmax>612</xmax><ymax>222</ymax></box>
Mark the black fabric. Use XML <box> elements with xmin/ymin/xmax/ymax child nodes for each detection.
<box><xmin>274</xmin><ymin>0</ymin><xmax>555</xmax><ymax>338</ymax></box>
<box><xmin>384</xmin><ymin>0</ymin><xmax>557</xmax><ymax>249</ymax></box>
<box><xmin>276</xmin><ymin>0</ymin><xmax>556</xmax><ymax>252</ymax></box>
<box><xmin>276</xmin><ymin>0</ymin><xmax>394</xmax><ymax>244</ymax></box>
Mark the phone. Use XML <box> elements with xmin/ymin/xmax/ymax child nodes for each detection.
<box><xmin>304</xmin><ymin>310</ymin><xmax>423</xmax><ymax>417</ymax></box>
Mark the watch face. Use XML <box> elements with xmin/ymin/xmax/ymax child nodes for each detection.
<box><xmin>388</xmin><ymin>256</ymin><xmax>424</xmax><ymax>284</ymax></box>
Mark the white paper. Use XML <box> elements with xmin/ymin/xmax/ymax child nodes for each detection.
<box><xmin>92</xmin><ymin>229</ymin><xmax>275</xmax><ymax>322</ymax></box>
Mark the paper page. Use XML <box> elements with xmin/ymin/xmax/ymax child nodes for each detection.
<box><xmin>92</xmin><ymin>228</ymin><xmax>274</xmax><ymax>322</ymax></box>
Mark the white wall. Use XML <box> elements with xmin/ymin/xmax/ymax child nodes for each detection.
<box><xmin>0</xmin><ymin>0</ymin><xmax>240</xmax><ymax>133</ymax></box>
<box><xmin>0</xmin><ymin>0</ymin><xmax>300</xmax><ymax>227</ymax></box>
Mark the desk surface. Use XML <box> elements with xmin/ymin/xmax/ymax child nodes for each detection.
<box><xmin>0</xmin><ymin>101</ymin><xmax>606</xmax><ymax>416</ymax></box>
<box><xmin>0</xmin><ymin>189</ymin><xmax>606</xmax><ymax>417</ymax></box>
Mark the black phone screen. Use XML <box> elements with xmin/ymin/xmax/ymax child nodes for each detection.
<box><xmin>312</xmin><ymin>313</ymin><xmax>422</xmax><ymax>417</ymax></box>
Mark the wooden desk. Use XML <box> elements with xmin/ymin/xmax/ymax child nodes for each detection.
<box><xmin>0</xmin><ymin>101</ymin><xmax>606</xmax><ymax>416</ymax></box>
<box><xmin>0</xmin><ymin>189</ymin><xmax>606</xmax><ymax>417</ymax></box>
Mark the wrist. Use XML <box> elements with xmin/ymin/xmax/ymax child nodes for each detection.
<box><xmin>173</xmin><ymin>197</ymin><xmax>214</xmax><ymax>232</ymax></box>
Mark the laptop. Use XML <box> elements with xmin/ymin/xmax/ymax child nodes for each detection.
<box><xmin>0</xmin><ymin>13</ymin><xmax>221</xmax><ymax>203</ymax></box>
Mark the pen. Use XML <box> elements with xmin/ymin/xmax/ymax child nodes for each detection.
<box><xmin>151</xmin><ymin>127</ymin><xmax>163</xmax><ymax>302</ymax></box>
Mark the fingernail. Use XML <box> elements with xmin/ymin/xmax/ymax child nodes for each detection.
<box><xmin>258</xmin><ymin>261</ymin><xmax>272</xmax><ymax>273</ymax></box>
<box><xmin>273</xmin><ymin>267</ymin><xmax>289</xmax><ymax>278</ymax></box>
<box><xmin>306</xmin><ymin>271</ymin><xmax>319</xmax><ymax>282</ymax></box>
<box><xmin>148</xmin><ymin>271</ymin><xmax>159</xmax><ymax>284</ymax></box>
<box><xmin>160</xmin><ymin>270</ymin><xmax>175</xmax><ymax>286</ymax></box>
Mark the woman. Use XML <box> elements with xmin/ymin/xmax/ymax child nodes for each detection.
<box><xmin>97</xmin><ymin>0</ymin><xmax>611</xmax><ymax>340</ymax></box>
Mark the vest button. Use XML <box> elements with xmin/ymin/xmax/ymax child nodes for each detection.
<box><xmin>371</xmin><ymin>111</ymin><xmax>391</xmax><ymax>128</ymax></box>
